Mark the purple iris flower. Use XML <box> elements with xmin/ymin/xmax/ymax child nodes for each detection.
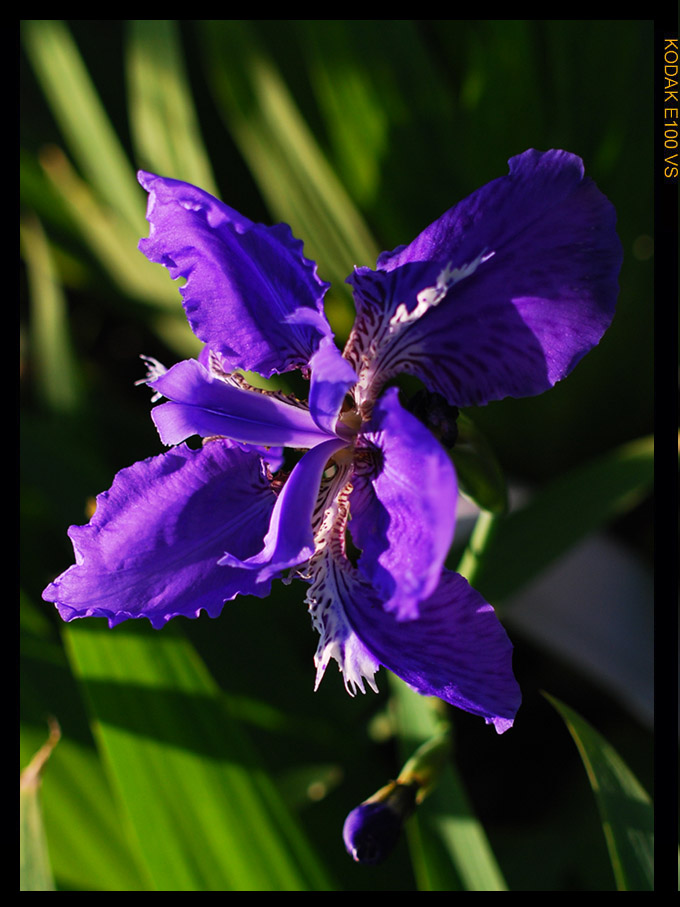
<box><xmin>42</xmin><ymin>149</ymin><xmax>621</xmax><ymax>733</ymax></box>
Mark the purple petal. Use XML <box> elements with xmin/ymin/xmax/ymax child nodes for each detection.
<box><xmin>149</xmin><ymin>358</ymin><xmax>334</xmax><ymax>448</ymax></box>
<box><xmin>349</xmin><ymin>387</ymin><xmax>457</xmax><ymax>620</ymax></box>
<box><xmin>346</xmin><ymin>149</ymin><xmax>621</xmax><ymax>407</ymax></box>
<box><xmin>220</xmin><ymin>436</ymin><xmax>348</xmax><ymax>582</ymax></box>
<box><xmin>308</xmin><ymin>336</ymin><xmax>358</xmax><ymax>435</ymax></box>
<box><xmin>138</xmin><ymin>171</ymin><xmax>331</xmax><ymax>377</ymax></box>
<box><xmin>42</xmin><ymin>442</ymin><xmax>276</xmax><ymax>628</ymax></box>
<box><xmin>343</xmin><ymin>568</ymin><xmax>520</xmax><ymax>732</ymax></box>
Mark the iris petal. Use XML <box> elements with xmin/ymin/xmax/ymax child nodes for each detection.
<box><xmin>138</xmin><ymin>171</ymin><xmax>331</xmax><ymax>377</ymax></box>
<box><xmin>42</xmin><ymin>442</ymin><xmax>276</xmax><ymax>628</ymax></box>
<box><xmin>308</xmin><ymin>336</ymin><xmax>358</xmax><ymax>435</ymax></box>
<box><xmin>347</xmin><ymin>149</ymin><xmax>621</xmax><ymax>407</ymax></box>
<box><xmin>349</xmin><ymin>388</ymin><xmax>457</xmax><ymax>620</ymax></box>
<box><xmin>343</xmin><ymin>568</ymin><xmax>520</xmax><ymax>733</ymax></box>
<box><xmin>149</xmin><ymin>358</ymin><xmax>334</xmax><ymax>449</ymax></box>
<box><xmin>220</xmin><ymin>436</ymin><xmax>348</xmax><ymax>582</ymax></box>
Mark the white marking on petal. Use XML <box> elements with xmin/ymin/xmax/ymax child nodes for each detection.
<box><xmin>389</xmin><ymin>249</ymin><xmax>495</xmax><ymax>333</ymax></box>
<box><xmin>299</xmin><ymin>463</ymin><xmax>382</xmax><ymax>696</ymax></box>
<box><xmin>345</xmin><ymin>250</ymin><xmax>495</xmax><ymax>411</ymax></box>
<box><xmin>307</xmin><ymin>550</ymin><xmax>380</xmax><ymax>696</ymax></box>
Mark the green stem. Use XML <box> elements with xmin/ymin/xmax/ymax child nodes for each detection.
<box><xmin>455</xmin><ymin>509</ymin><xmax>498</xmax><ymax>586</ymax></box>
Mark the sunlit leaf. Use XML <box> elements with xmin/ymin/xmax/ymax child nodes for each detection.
<box><xmin>20</xmin><ymin>213</ymin><xmax>81</xmax><ymax>414</ymax></box>
<box><xmin>544</xmin><ymin>693</ymin><xmax>654</xmax><ymax>891</ymax></box>
<box><xmin>21</xmin><ymin>592</ymin><xmax>154</xmax><ymax>891</ymax></box>
<box><xmin>20</xmin><ymin>719</ymin><xmax>60</xmax><ymax>891</ymax></box>
<box><xmin>126</xmin><ymin>20</ymin><xmax>218</xmax><ymax>193</ymax></box>
<box><xmin>36</xmin><ymin>145</ymin><xmax>181</xmax><ymax>313</ymax></box>
<box><xmin>471</xmin><ymin>436</ymin><xmax>653</xmax><ymax>603</ymax></box>
<box><xmin>22</xmin><ymin>19</ymin><xmax>143</xmax><ymax>234</ymax></box>
<box><xmin>199</xmin><ymin>19</ymin><xmax>378</xmax><ymax>338</ymax></box>
<box><xmin>64</xmin><ymin>620</ymin><xmax>334</xmax><ymax>891</ymax></box>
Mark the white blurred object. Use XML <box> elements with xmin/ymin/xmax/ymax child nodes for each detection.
<box><xmin>503</xmin><ymin>533</ymin><xmax>654</xmax><ymax>728</ymax></box>
<box><xmin>456</xmin><ymin>487</ymin><xmax>654</xmax><ymax>728</ymax></box>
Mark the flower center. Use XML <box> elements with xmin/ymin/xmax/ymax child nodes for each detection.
<box><xmin>337</xmin><ymin>406</ymin><xmax>362</xmax><ymax>433</ymax></box>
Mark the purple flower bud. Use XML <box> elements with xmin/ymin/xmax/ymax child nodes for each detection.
<box><xmin>343</xmin><ymin>782</ymin><xmax>418</xmax><ymax>864</ymax></box>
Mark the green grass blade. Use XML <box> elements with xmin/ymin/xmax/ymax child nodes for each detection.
<box><xmin>35</xmin><ymin>145</ymin><xmax>183</xmax><ymax>313</ymax></box>
<box><xmin>22</xmin><ymin>20</ymin><xmax>143</xmax><ymax>234</ymax></box>
<box><xmin>199</xmin><ymin>20</ymin><xmax>378</xmax><ymax>336</ymax></box>
<box><xmin>544</xmin><ymin>693</ymin><xmax>654</xmax><ymax>891</ymax></box>
<box><xmin>20</xmin><ymin>720</ymin><xmax>60</xmax><ymax>891</ymax></box>
<box><xmin>20</xmin><ymin>214</ymin><xmax>81</xmax><ymax>414</ymax></box>
<box><xmin>21</xmin><ymin>592</ymin><xmax>155</xmax><ymax>891</ymax></box>
<box><xmin>126</xmin><ymin>20</ymin><xmax>218</xmax><ymax>193</ymax></box>
<box><xmin>391</xmin><ymin>677</ymin><xmax>507</xmax><ymax>891</ymax></box>
<box><xmin>29</xmin><ymin>146</ymin><xmax>201</xmax><ymax>358</ymax></box>
<box><xmin>470</xmin><ymin>435</ymin><xmax>654</xmax><ymax>603</ymax></box>
<box><xmin>21</xmin><ymin>726</ymin><xmax>154</xmax><ymax>891</ymax></box>
<box><xmin>63</xmin><ymin>619</ymin><xmax>334</xmax><ymax>891</ymax></box>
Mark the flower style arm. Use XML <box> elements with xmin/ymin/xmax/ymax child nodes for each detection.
<box><xmin>349</xmin><ymin>387</ymin><xmax>458</xmax><ymax>621</ymax></box>
<box><xmin>148</xmin><ymin>357</ymin><xmax>337</xmax><ymax>449</ymax></box>
<box><xmin>220</xmin><ymin>435</ymin><xmax>349</xmax><ymax>583</ymax></box>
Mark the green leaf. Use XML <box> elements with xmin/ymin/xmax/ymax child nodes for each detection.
<box><xmin>471</xmin><ymin>435</ymin><xmax>654</xmax><ymax>603</ymax></box>
<box><xmin>22</xmin><ymin>20</ymin><xmax>144</xmax><ymax>234</ymax></box>
<box><xmin>451</xmin><ymin>413</ymin><xmax>507</xmax><ymax>514</ymax></box>
<box><xmin>20</xmin><ymin>214</ymin><xmax>82</xmax><ymax>414</ymax></box>
<box><xmin>21</xmin><ymin>592</ymin><xmax>154</xmax><ymax>891</ymax></box>
<box><xmin>544</xmin><ymin>693</ymin><xmax>654</xmax><ymax>891</ymax></box>
<box><xmin>198</xmin><ymin>20</ymin><xmax>378</xmax><ymax>338</ymax></box>
<box><xmin>63</xmin><ymin>619</ymin><xmax>334</xmax><ymax>891</ymax></box>
<box><xmin>126</xmin><ymin>20</ymin><xmax>218</xmax><ymax>194</ymax></box>
<box><xmin>21</xmin><ymin>728</ymin><xmax>154</xmax><ymax>891</ymax></box>
<box><xmin>22</xmin><ymin>20</ymin><xmax>196</xmax><ymax>354</ymax></box>
<box><xmin>20</xmin><ymin>720</ymin><xmax>60</xmax><ymax>891</ymax></box>
<box><xmin>34</xmin><ymin>144</ymin><xmax>183</xmax><ymax>314</ymax></box>
<box><xmin>390</xmin><ymin>676</ymin><xmax>507</xmax><ymax>891</ymax></box>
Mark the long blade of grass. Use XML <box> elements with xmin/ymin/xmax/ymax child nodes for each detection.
<box><xmin>35</xmin><ymin>145</ymin><xmax>183</xmax><ymax>313</ymax></box>
<box><xmin>20</xmin><ymin>213</ymin><xmax>81</xmax><ymax>414</ymax></box>
<box><xmin>21</xmin><ymin>593</ymin><xmax>155</xmax><ymax>891</ymax></box>
<box><xmin>126</xmin><ymin>20</ymin><xmax>218</xmax><ymax>194</ymax></box>
<box><xmin>22</xmin><ymin>20</ymin><xmax>143</xmax><ymax>234</ymax></box>
<box><xmin>64</xmin><ymin>619</ymin><xmax>334</xmax><ymax>891</ymax></box>
<box><xmin>20</xmin><ymin>725</ymin><xmax>154</xmax><ymax>891</ymax></box>
<box><xmin>198</xmin><ymin>20</ymin><xmax>378</xmax><ymax>337</ymax></box>
<box><xmin>544</xmin><ymin>693</ymin><xmax>654</xmax><ymax>891</ymax></box>
<box><xmin>20</xmin><ymin>719</ymin><xmax>60</xmax><ymax>891</ymax></box>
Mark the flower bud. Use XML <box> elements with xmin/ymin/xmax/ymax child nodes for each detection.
<box><xmin>342</xmin><ymin>780</ymin><xmax>418</xmax><ymax>864</ymax></box>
